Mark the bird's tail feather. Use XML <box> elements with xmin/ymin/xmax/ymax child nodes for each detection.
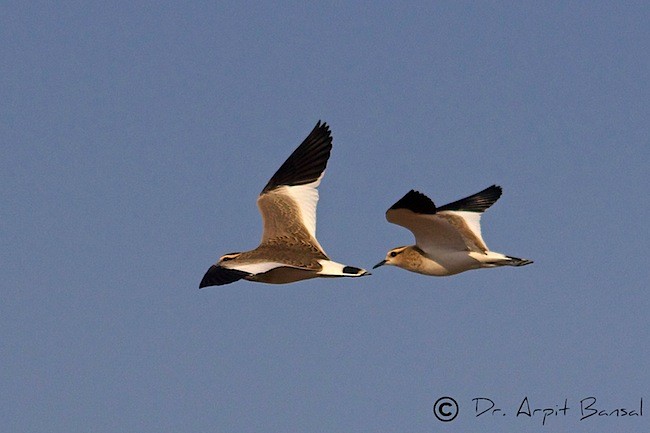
<box><xmin>498</xmin><ymin>255</ymin><xmax>533</xmax><ymax>267</ymax></box>
<box><xmin>477</xmin><ymin>252</ymin><xmax>533</xmax><ymax>268</ymax></box>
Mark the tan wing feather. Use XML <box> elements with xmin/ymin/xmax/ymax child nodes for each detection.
<box><xmin>386</xmin><ymin>208</ymin><xmax>487</xmax><ymax>254</ymax></box>
<box><xmin>257</xmin><ymin>189</ymin><xmax>327</xmax><ymax>255</ymax></box>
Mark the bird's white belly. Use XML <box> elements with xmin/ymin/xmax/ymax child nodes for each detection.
<box><xmin>419</xmin><ymin>252</ymin><xmax>482</xmax><ymax>276</ymax></box>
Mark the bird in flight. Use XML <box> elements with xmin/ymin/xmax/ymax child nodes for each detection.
<box><xmin>374</xmin><ymin>185</ymin><xmax>532</xmax><ymax>276</ymax></box>
<box><xmin>200</xmin><ymin>121</ymin><xmax>370</xmax><ymax>288</ymax></box>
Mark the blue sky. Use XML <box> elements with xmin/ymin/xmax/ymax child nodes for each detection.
<box><xmin>2</xmin><ymin>1</ymin><xmax>648</xmax><ymax>432</ymax></box>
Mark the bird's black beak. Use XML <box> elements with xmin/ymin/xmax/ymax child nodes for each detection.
<box><xmin>373</xmin><ymin>260</ymin><xmax>386</xmax><ymax>269</ymax></box>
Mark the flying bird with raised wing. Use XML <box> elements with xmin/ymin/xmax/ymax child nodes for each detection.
<box><xmin>200</xmin><ymin>121</ymin><xmax>370</xmax><ymax>288</ymax></box>
<box><xmin>374</xmin><ymin>185</ymin><xmax>532</xmax><ymax>276</ymax></box>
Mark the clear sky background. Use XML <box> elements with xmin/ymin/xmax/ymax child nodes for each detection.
<box><xmin>2</xmin><ymin>2</ymin><xmax>648</xmax><ymax>432</ymax></box>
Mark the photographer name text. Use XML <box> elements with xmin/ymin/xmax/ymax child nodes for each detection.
<box><xmin>472</xmin><ymin>396</ymin><xmax>643</xmax><ymax>426</ymax></box>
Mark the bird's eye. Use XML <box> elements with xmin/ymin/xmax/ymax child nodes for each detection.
<box><xmin>221</xmin><ymin>253</ymin><xmax>239</xmax><ymax>261</ymax></box>
<box><xmin>390</xmin><ymin>251</ymin><xmax>398</xmax><ymax>258</ymax></box>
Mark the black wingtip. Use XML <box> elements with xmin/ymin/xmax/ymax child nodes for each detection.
<box><xmin>437</xmin><ymin>185</ymin><xmax>503</xmax><ymax>213</ymax></box>
<box><xmin>389</xmin><ymin>190</ymin><xmax>437</xmax><ymax>214</ymax></box>
<box><xmin>199</xmin><ymin>265</ymin><xmax>250</xmax><ymax>288</ymax></box>
<box><xmin>261</xmin><ymin>121</ymin><xmax>333</xmax><ymax>193</ymax></box>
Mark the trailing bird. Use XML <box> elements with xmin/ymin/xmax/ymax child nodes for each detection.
<box><xmin>374</xmin><ymin>185</ymin><xmax>532</xmax><ymax>276</ymax></box>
